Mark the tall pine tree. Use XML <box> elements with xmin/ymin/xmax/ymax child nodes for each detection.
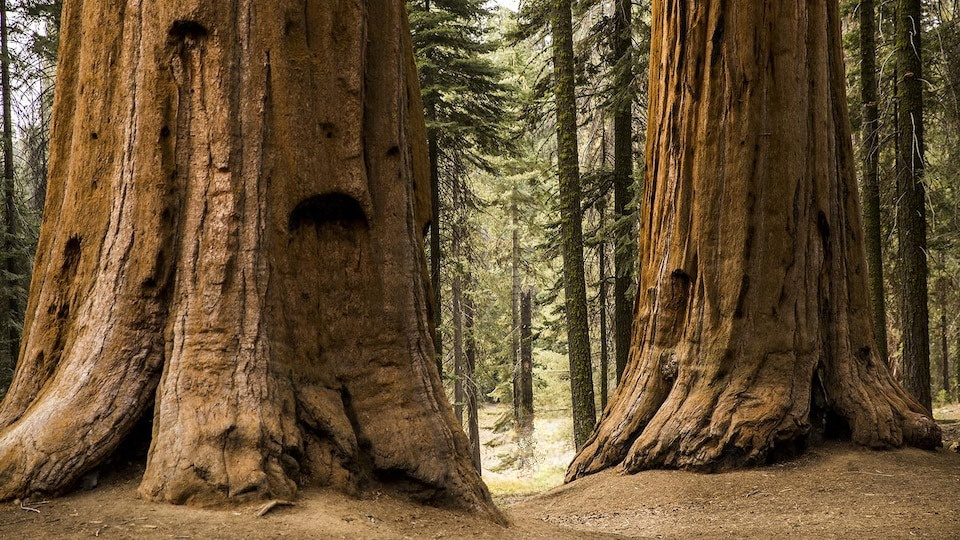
<box><xmin>408</xmin><ymin>0</ymin><xmax>512</xmax><ymax>380</ymax></box>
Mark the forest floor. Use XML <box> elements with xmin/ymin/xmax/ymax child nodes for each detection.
<box><xmin>1</xmin><ymin>403</ymin><xmax>958</xmax><ymax>539</ymax></box>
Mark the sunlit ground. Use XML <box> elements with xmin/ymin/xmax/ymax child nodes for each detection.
<box><xmin>476</xmin><ymin>349</ymin><xmax>583</xmax><ymax>503</ymax></box>
<box><xmin>478</xmin><ymin>365</ymin><xmax>960</xmax><ymax>504</ymax></box>
<box><xmin>479</xmin><ymin>405</ymin><xmax>574</xmax><ymax>503</ymax></box>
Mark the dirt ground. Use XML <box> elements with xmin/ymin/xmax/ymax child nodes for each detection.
<box><xmin>1</xmin><ymin>407</ymin><xmax>958</xmax><ymax>539</ymax></box>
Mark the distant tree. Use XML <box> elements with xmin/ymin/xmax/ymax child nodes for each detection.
<box><xmin>452</xmin><ymin>175</ymin><xmax>467</xmax><ymax>424</ymax></box>
<box><xmin>611</xmin><ymin>0</ymin><xmax>636</xmax><ymax>383</ymax></box>
<box><xmin>941</xmin><ymin>311</ymin><xmax>950</xmax><ymax>400</ymax></box>
<box><xmin>464</xmin><ymin>286</ymin><xmax>481</xmax><ymax>470</ymax></box>
<box><xmin>518</xmin><ymin>287</ymin><xmax>535</xmax><ymax>431</ymax></box>
<box><xmin>568</xmin><ymin>0</ymin><xmax>940</xmax><ymax>479</ymax></box>
<box><xmin>511</xmin><ymin>182</ymin><xmax>523</xmax><ymax>426</ymax></box>
<box><xmin>408</xmin><ymin>0</ymin><xmax>512</xmax><ymax>377</ymax></box>
<box><xmin>859</xmin><ymin>0</ymin><xmax>889</xmax><ymax>364</ymax></box>
<box><xmin>0</xmin><ymin>0</ymin><xmax>24</xmax><ymax>390</ymax></box>
<box><xmin>925</xmin><ymin>1</ymin><xmax>960</xmax><ymax>404</ymax></box>
<box><xmin>553</xmin><ymin>0</ymin><xmax>596</xmax><ymax>449</ymax></box>
<box><xmin>895</xmin><ymin>0</ymin><xmax>932</xmax><ymax>412</ymax></box>
<box><xmin>598</xmin><ymin>197</ymin><xmax>610</xmax><ymax>408</ymax></box>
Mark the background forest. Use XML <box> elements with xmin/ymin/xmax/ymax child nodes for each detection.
<box><xmin>0</xmin><ymin>0</ymin><xmax>957</xmax><ymax>488</ymax></box>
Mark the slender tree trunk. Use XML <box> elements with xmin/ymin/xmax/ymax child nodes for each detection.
<box><xmin>452</xmin><ymin>178</ymin><xmax>465</xmax><ymax>424</ymax></box>
<box><xmin>568</xmin><ymin>0</ymin><xmax>940</xmax><ymax>480</ymax></box>
<box><xmin>613</xmin><ymin>0</ymin><xmax>635</xmax><ymax>383</ymax></box>
<box><xmin>599</xmin><ymin>199</ymin><xmax>610</xmax><ymax>410</ymax></box>
<box><xmin>553</xmin><ymin>0</ymin><xmax>596</xmax><ymax>449</ymax></box>
<box><xmin>895</xmin><ymin>0</ymin><xmax>932</xmax><ymax>413</ymax></box>
<box><xmin>453</xmin><ymin>272</ymin><xmax>465</xmax><ymax>424</ymax></box>
<box><xmin>429</xmin><ymin>110</ymin><xmax>443</xmax><ymax>377</ymax></box>
<box><xmin>511</xmin><ymin>193</ymin><xmax>522</xmax><ymax>426</ymax></box>
<box><xmin>0</xmin><ymin>0</ymin><xmax>21</xmax><ymax>389</ymax></box>
<box><xmin>942</xmin><ymin>312</ymin><xmax>950</xmax><ymax>400</ymax></box>
<box><xmin>0</xmin><ymin>2</ymin><xmax>499</xmax><ymax>519</ymax></box>
<box><xmin>425</xmin><ymin>0</ymin><xmax>442</xmax><ymax>378</ymax></box>
<box><xmin>859</xmin><ymin>0</ymin><xmax>889</xmax><ymax>364</ymax></box>
<box><xmin>464</xmin><ymin>286</ymin><xmax>481</xmax><ymax>472</ymax></box>
<box><xmin>519</xmin><ymin>288</ymin><xmax>534</xmax><ymax>434</ymax></box>
<box><xmin>956</xmin><ymin>329</ymin><xmax>960</xmax><ymax>401</ymax></box>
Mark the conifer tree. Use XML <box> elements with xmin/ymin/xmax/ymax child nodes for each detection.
<box><xmin>408</xmin><ymin>0</ymin><xmax>512</xmax><ymax>378</ymax></box>
<box><xmin>896</xmin><ymin>0</ymin><xmax>932</xmax><ymax>412</ymax></box>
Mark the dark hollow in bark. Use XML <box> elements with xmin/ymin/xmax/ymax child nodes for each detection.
<box><xmin>0</xmin><ymin>0</ymin><xmax>499</xmax><ymax>521</ymax></box>
<box><xmin>567</xmin><ymin>0</ymin><xmax>941</xmax><ymax>481</ymax></box>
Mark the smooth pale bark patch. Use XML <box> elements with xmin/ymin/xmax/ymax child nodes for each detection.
<box><xmin>567</xmin><ymin>0</ymin><xmax>940</xmax><ymax>480</ymax></box>
<box><xmin>0</xmin><ymin>0</ymin><xmax>498</xmax><ymax>521</ymax></box>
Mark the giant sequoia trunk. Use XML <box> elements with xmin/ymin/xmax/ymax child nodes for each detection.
<box><xmin>0</xmin><ymin>0</ymin><xmax>497</xmax><ymax>517</ymax></box>
<box><xmin>567</xmin><ymin>1</ymin><xmax>941</xmax><ymax>479</ymax></box>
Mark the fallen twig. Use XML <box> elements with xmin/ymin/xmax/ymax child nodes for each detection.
<box><xmin>844</xmin><ymin>470</ymin><xmax>896</xmax><ymax>477</ymax></box>
<box><xmin>255</xmin><ymin>500</ymin><xmax>294</xmax><ymax>517</ymax></box>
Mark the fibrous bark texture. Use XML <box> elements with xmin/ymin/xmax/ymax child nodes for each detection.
<box><xmin>0</xmin><ymin>0</ymin><xmax>497</xmax><ymax>518</ymax></box>
<box><xmin>567</xmin><ymin>0</ymin><xmax>940</xmax><ymax>480</ymax></box>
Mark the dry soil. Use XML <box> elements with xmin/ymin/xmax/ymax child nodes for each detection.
<box><xmin>1</xmin><ymin>406</ymin><xmax>958</xmax><ymax>539</ymax></box>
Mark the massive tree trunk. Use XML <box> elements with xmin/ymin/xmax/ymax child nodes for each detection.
<box><xmin>895</xmin><ymin>0</ymin><xmax>932</xmax><ymax>413</ymax></box>
<box><xmin>567</xmin><ymin>0</ymin><xmax>940</xmax><ymax>479</ymax></box>
<box><xmin>552</xmin><ymin>0</ymin><xmax>596</xmax><ymax>449</ymax></box>
<box><xmin>0</xmin><ymin>0</ymin><xmax>498</xmax><ymax>518</ymax></box>
<box><xmin>859</xmin><ymin>0</ymin><xmax>888</xmax><ymax>364</ymax></box>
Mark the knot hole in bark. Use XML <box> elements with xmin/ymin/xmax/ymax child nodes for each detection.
<box><xmin>167</xmin><ymin>19</ymin><xmax>208</xmax><ymax>84</ymax></box>
<box><xmin>288</xmin><ymin>193</ymin><xmax>368</xmax><ymax>233</ymax></box>
<box><xmin>61</xmin><ymin>236</ymin><xmax>82</xmax><ymax>277</ymax></box>
<box><xmin>655</xmin><ymin>269</ymin><xmax>694</xmax><ymax>343</ymax></box>
<box><xmin>168</xmin><ymin>20</ymin><xmax>208</xmax><ymax>43</ymax></box>
<box><xmin>669</xmin><ymin>268</ymin><xmax>692</xmax><ymax>305</ymax></box>
<box><xmin>319</xmin><ymin>123</ymin><xmax>337</xmax><ymax>140</ymax></box>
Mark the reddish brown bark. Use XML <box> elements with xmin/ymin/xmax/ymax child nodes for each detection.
<box><xmin>0</xmin><ymin>0</ymin><xmax>497</xmax><ymax>519</ymax></box>
<box><xmin>568</xmin><ymin>1</ymin><xmax>940</xmax><ymax>479</ymax></box>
